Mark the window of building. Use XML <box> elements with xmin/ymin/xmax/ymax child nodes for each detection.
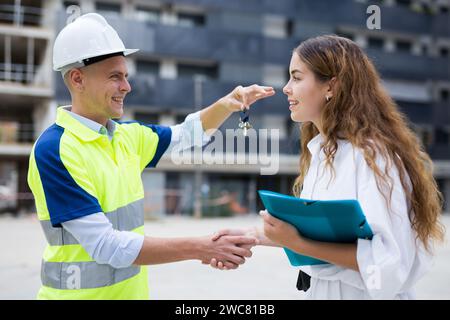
<box><xmin>368</xmin><ymin>0</ymin><xmax>383</xmax><ymax>6</ymax></box>
<box><xmin>435</xmin><ymin>128</ymin><xmax>450</xmax><ymax>145</ymax></box>
<box><xmin>396</xmin><ymin>0</ymin><xmax>412</xmax><ymax>9</ymax></box>
<box><xmin>439</xmin><ymin>47</ymin><xmax>449</xmax><ymax>58</ymax></box>
<box><xmin>286</xmin><ymin>19</ymin><xmax>294</xmax><ymax>37</ymax></box>
<box><xmin>421</xmin><ymin>45</ymin><xmax>428</xmax><ymax>56</ymax></box>
<box><xmin>177</xmin><ymin>12</ymin><xmax>205</xmax><ymax>27</ymax></box>
<box><xmin>96</xmin><ymin>1</ymin><xmax>121</xmax><ymax>16</ymax></box>
<box><xmin>177</xmin><ymin>63</ymin><xmax>218</xmax><ymax>79</ymax></box>
<box><xmin>412</xmin><ymin>124</ymin><xmax>433</xmax><ymax>148</ymax></box>
<box><xmin>135</xmin><ymin>6</ymin><xmax>160</xmax><ymax>23</ymax></box>
<box><xmin>418</xmin><ymin>3</ymin><xmax>434</xmax><ymax>15</ymax></box>
<box><xmin>165</xmin><ymin>172</ymin><xmax>181</xmax><ymax>215</ymax></box>
<box><xmin>368</xmin><ymin>37</ymin><xmax>384</xmax><ymax>49</ymax></box>
<box><xmin>336</xmin><ymin>31</ymin><xmax>354</xmax><ymax>41</ymax></box>
<box><xmin>136</xmin><ymin>60</ymin><xmax>160</xmax><ymax>76</ymax></box>
<box><xmin>176</xmin><ymin>114</ymin><xmax>187</xmax><ymax>123</ymax></box>
<box><xmin>134</xmin><ymin>112</ymin><xmax>159</xmax><ymax>124</ymax></box>
<box><xmin>440</xmin><ymin>6</ymin><xmax>449</xmax><ymax>14</ymax></box>
<box><xmin>396</xmin><ymin>40</ymin><xmax>412</xmax><ymax>53</ymax></box>
<box><xmin>0</xmin><ymin>0</ymin><xmax>43</xmax><ymax>26</ymax></box>
<box><xmin>441</xmin><ymin>89</ymin><xmax>449</xmax><ymax>102</ymax></box>
<box><xmin>63</xmin><ymin>1</ymin><xmax>80</xmax><ymax>8</ymax></box>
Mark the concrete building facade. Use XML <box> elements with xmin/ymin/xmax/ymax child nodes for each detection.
<box><xmin>1</xmin><ymin>0</ymin><xmax>449</xmax><ymax>216</ymax></box>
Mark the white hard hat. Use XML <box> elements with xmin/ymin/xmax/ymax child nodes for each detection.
<box><xmin>53</xmin><ymin>13</ymin><xmax>138</xmax><ymax>73</ymax></box>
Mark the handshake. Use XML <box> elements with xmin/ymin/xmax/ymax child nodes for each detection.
<box><xmin>198</xmin><ymin>210</ymin><xmax>296</xmax><ymax>270</ymax></box>
<box><xmin>198</xmin><ymin>227</ymin><xmax>262</xmax><ymax>271</ymax></box>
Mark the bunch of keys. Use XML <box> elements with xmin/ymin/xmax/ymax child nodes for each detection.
<box><xmin>238</xmin><ymin>108</ymin><xmax>252</xmax><ymax>137</ymax></box>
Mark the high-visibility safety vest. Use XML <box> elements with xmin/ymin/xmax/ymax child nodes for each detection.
<box><xmin>27</xmin><ymin>107</ymin><xmax>171</xmax><ymax>299</ymax></box>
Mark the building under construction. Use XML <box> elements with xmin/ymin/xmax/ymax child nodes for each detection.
<box><xmin>0</xmin><ymin>0</ymin><xmax>449</xmax><ymax>217</ymax></box>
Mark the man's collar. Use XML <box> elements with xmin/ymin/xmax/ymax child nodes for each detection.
<box><xmin>55</xmin><ymin>106</ymin><xmax>117</xmax><ymax>141</ymax></box>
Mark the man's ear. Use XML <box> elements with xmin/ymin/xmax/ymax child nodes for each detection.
<box><xmin>68</xmin><ymin>68</ymin><xmax>84</xmax><ymax>92</ymax></box>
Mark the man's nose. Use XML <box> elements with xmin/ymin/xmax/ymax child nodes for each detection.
<box><xmin>121</xmin><ymin>78</ymin><xmax>131</xmax><ymax>93</ymax></box>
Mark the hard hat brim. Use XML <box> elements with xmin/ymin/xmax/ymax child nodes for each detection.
<box><xmin>54</xmin><ymin>48</ymin><xmax>139</xmax><ymax>71</ymax></box>
<box><xmin>124</xmin><ymin>48</ymin><xmax>139</xmax><ymax>56</ymax></box>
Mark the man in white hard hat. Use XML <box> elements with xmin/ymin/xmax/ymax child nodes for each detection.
<box><xmin>27</xmin><ymin>13</ymin><xmax>275</xmax><ymax>299</ymax></box>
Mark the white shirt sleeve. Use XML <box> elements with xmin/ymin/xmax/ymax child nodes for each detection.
<box><xmin>167</xmin><ymin>110</ymin><xmax>212</xmax><ymax>152</ymax></box>
<box><xmin>354</xmin><ymin>150</ymin><xmax>432</xmax><ymax>299</ymax></box>
<box><xmin>61</xmin><ymin>213</ymin><xmax>144</xmax><ymax>269</ymax></box>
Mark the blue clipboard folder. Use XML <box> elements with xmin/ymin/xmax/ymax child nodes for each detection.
<box><xmin>258</xmin><ymin>190</ymin><xmax>373</xmax><ymax>266</ymax></box>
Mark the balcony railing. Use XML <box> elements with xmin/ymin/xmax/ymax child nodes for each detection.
<box><xmin>0</xmin><ymin>63</ymin><xmax>37</xmax><ymax>84</ymax></box>
<box><xmin>366</xmin><ymin>49</ymin><xmax>450</xmax><ymax>81</ymax></box>
<box><xmin>0</xmin><ymin>122</ymin><xmax>34</xmax><ymax>144</ymax></box>
<box><xmin>428</xmin><ymin>144</ymin><xmax>450</xmax><ymax>160</ymax></box>
<box><xmin>0</xmin><ymin>4</ymin><xmax>44</xmax><ymax>27</ymax></box>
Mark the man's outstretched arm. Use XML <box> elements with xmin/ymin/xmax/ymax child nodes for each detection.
<box><xmin>62</xmin><ymin>213</ymin><xmax>258</xmax><ymax>270</ymax></box>
<box><xmin>134</xmin><ymin>234</ymin><xmax>258</xmax><ymax>269</ymax></box>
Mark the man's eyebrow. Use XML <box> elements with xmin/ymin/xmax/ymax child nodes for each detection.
<box><xmin>109</xmin><ymin>71</ymin><xmax>128</xmax><ymax>77</ymax></box>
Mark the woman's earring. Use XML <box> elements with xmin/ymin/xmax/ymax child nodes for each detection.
<box><xmin>326</xmin><ymin>96</ymin><xmax>331</xmax><ymax>102</ymax></box>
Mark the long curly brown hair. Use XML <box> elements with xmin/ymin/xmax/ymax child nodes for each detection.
<box><xmin>292</xmin><ymin>35</ymin><xmax>445</xmax><ymax>252</ymax></box>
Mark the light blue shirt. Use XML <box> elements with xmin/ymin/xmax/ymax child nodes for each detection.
<box><xmin>65</xmin><ymin>108</ymin><xmax>117</xmax><ymax>140</ymax></box>
<box><xmin>60</xmin><ymin>106</ymin><xmax>210</xmax><ymax>269</ymax></box>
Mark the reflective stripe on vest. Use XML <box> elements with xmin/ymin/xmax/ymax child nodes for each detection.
<box><xmin>41</xmin><ymin>260</ymin><xmax>140</xmax><ymax>290</ymax></box>
<box><xmin>40</xmin><ymin>199</ymin><xmax>144</xmax><ymax>246</ymax></box>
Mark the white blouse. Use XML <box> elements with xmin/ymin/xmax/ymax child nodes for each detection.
<box><xmin>299</xmin><ymin>134</ymin><xmax>433</xmax><ymax>300</ymax></box>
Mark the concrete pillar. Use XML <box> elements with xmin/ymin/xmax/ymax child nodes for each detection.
<box><xmin>17</xmin><ymin>159</ymin><xmax>32</xmax><ymax>213</ymax></box>
<box><xmin>41</xmin><ymin>0</ymin><xmax>60</xmax><ymax>28</ymax></box>
<box><xmin>384</xmin><ymin>38</ymin><xmax>396</xmax><ymax>53</ymax></box>
<box><xmin>33</xmin><ymin>101</ymin><xmax>57</xmax><ymax>139</ymax></box>
<box><xmin>355</xmin><ymin>35</ymin><xmax>367</xmax><ymax>49</ymax></box>
<box><xmin>79</xmin><ymin>0</ymin><xmax>95</xmax><ymax>13</ymax></box>
<box><xmin>141</xmin><ymin>171</ymin><xmax>166</xmax><ymax>219</ymax></box>
<box><xmin>160</xmin><ymin>11</ymin><xmax>177</xmax><ymax>26</ymax></box>
<box><xmin>26</xmin><ymin>37</ymin><xmax>34</xmax><ymax>83</ymax></box>
<box><xmin>160</xmin><ymin>59</ymin><xmax>177</xmax><ymax>79</ymax></box>
<box><xmin>122</xmin><ymin>0</ymin><xmax>135</xmax><ymax>19</ymax></box>
<box><xmin>4</xmin><ymin>35</ymin><xmax>11</xmax><ymax>81</ymax></box>
<box><xmin>159</xmin><ymin>114</ymin><xmax>176</xmax><ymax>126</ymax></box>
<box><xmin>412</xmin><ymin>41</ymin><xmax>423</xmax><ymax>56</ymax></box>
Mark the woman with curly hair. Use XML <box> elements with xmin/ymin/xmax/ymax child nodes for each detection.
<box><xmin>211</xmin><ymin>35</ymin><xmax>445</xmax><ymax>300</ymax></box>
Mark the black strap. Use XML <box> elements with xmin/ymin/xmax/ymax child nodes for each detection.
<box><xmin>83</xmin><ymin>52</ymin><xmax>124</xmax><ymax>66</ymax></box>
<box><xmin>296</xmin><ymin>270</ymin><xmax>311</xmax><ymax>291</ymax></box>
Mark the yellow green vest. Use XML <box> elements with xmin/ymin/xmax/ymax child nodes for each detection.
<box><xmin>27</xmin><ymin>107</ymin><xmax>171</xmax><ymax>299</ymax></box>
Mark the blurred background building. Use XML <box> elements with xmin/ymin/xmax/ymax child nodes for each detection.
<box><xmin>0</xmin><ymin>0</ymin><xmax>449</xmax><ymax>217</ymax></box>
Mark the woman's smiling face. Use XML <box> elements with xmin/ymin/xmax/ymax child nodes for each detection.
<box><xmin>283</xmin><ymin>52</ymin><xmax>330</xmax><ymax>126</ymax></box>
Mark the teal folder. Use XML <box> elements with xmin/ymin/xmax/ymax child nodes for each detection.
<box><xmin>258</xmin><ymin>190</ymin><xmax>373</xmax><ymax>266</ymax></box>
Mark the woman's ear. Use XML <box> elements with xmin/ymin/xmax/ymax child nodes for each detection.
<box><xmin>326</xmin><ymin>77</ymin><xmax>337</xmax><ymax>99</ymax></box>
